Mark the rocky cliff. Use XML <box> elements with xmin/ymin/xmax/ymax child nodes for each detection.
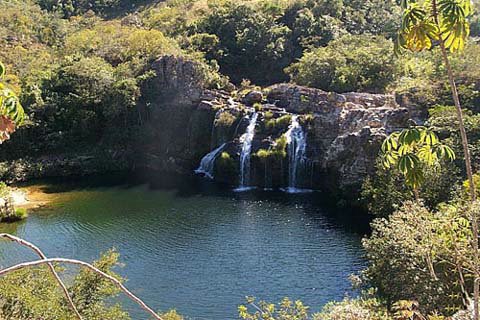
<box><xmin>140</xmin><ymin>56</ymin><xmax>415</xmax><ymax>200</ymax></box>
<box><xmin>0</xmin><ymin>55</ymin><xmax>416</xmax><ymax>202</ymax></box>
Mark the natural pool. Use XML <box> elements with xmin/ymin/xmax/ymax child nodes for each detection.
<box><xmin>0</xmin><ymin>175</ymin><xmax>367</xmax><ymax>319</ymax></box>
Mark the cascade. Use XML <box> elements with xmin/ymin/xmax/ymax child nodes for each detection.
<box><xmin>195</xmin><ymin>143</ymin><xmax>226</xmax><ymax>179</ymax></box>
<box><xmin>235</xmin><ymin>112</ymin><xmax>258</xmax><ymax>191</ymax></box>
<box><xmin>284</xmin><ymin>115</ymin><xmax>308</xmax><ymax>193</ymax></box>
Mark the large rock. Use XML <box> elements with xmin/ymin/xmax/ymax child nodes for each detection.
<box><xmin>242</xmin><ymin>90</ymin><xmax>263</xmax><ymax>105</ymax></box>
<box><xmin>268</xmin><ymin>84</ymin><xmax>411</xmax><ymax>194</ymax></box>
<box><xmin>146</xmin><ymin>55</ymin><xmax>208</xmax><ymax>106</ymax></box>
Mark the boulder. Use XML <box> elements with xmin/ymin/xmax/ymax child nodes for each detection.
<box><xmin>242</xmin><ymin>90</ymin><xmax>263</xmax><ymax>105</ymax></box>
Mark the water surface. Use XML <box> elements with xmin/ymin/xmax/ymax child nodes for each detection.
<box><xmin>0</xmin><ymin>176</ymin><xmax>367</xmax><ymax>319</ymax></box>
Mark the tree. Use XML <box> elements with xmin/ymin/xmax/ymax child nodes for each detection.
<box><xmin>0</xmin><ymin>62</ymin><xmax>24</xmax><ymax>144</ymax></box>
<box><xmin>286</xmin><ymin>35</ymin><xmax>398</xmax><ymax>93</ymax></box>
<box><xmin>380</xmin><ymin>127</ymin><xmax>455</xmax><ymax>199</ymax></box>
<box><xmin>364</xmin><ymin>201</ymin><xmax>475</xmax><ymax>315</ymax></box>
<box><xmin>395</xmin><ymin>1</ymin><xmax>479</xmax><ymax>316</ymax></box>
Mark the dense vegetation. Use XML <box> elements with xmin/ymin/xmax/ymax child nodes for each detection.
<box><xmin>1</xmin><ymin>0</ymin><xmax>480</xmax><ymax>319</ymax></box>
<box><xmin>0</xmin><ymin>0</ymin><xmax>479</xmax><ymax>161</ymax></box>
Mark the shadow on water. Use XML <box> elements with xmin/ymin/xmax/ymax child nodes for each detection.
<box><xmin>19</xmin><ymin>170</ymin><xmax>372</xmax><ymax>235</ymax></box>
<box><xmin>7</xmin><ymin>171</ymin><xmax>369</xmax><ymax>320</ymax></box>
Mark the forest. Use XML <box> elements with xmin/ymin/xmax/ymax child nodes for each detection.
<box><xmin>1</xmin><ymin>0</ymin><xmax>480</xmax><ymax>319</ymax></box>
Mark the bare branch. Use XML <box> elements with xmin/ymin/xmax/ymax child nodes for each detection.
<box><xmin>0</xmin><ymin>257</ymin><xmax>164</xmax><ymax>320</ymax></box>
<box><xmin>0</xmin><ymin>233</ymin><xmax>83</xmax><ymax>319</ymax></box>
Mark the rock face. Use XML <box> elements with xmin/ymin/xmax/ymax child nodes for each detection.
<box><xmin>138</xmin><ymin>59</ymin><xmax>415</xmax><ymax>199</ymax></box>
<box><xmin>0</xmin><ymin>55</ymin><xmax>417</xmax><ymax>202</ymax></box>
<box><xmin>137</xmin><ymin>56</ymin><xmax>229</xmax><ymax>174</ymax></box>
<box><xmin>139</xmin><ymin>56</ymin><xmax>415</xmax><ymax>199</ymax></box>
<box><xmin>242</xmin><ymin>90</ymin><xmax>263</xmax><ymax>105</ymax></box>
<box><xmin>266</xmin><ymin>84</ymin><xmax>410</xmax><ymax>194</ymax></box>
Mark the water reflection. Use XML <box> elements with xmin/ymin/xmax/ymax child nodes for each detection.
<box><xmin>1</xmin><ymin>173</ymin><xmax>368</xmax><ymax>319</ymax></box>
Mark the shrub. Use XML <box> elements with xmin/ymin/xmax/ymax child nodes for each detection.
<box><xmin>193</xmin><ymin>2</ymin><xmax>294</xmax><ymax>85</ymax></box>
<box><xmin>286</xmin><ymin>35</ymin><xmax>397</xmax><ymax>93</ymax></box>
<box><xmin>361</xmin><ymin>162</ymin><xmax>460</xmax><ymax>217</ymax></box>
<box><xmin>217</xmin><ymin>151</ymin><xmax>237</xmax><ymax>178</ymax></box>
<box><xmin>160</xmin><ymin>310</ymin><xmax>183</xmax><ymax>320</ymax></box>
<box><xmin>239</xmin><ymin>297</ymin><xmax>309</xmax><ymax>320</ymax></box>
<box><xmin>265</xmin><ymin>115</ymin><xmax>292</xmax><ymax>132</ymax></box>
<box><xmin>313</xmin><ymin>297</ymin><xmax>391</xmax><ymax>320</ymax></box>
<box><xmin>215</xmin><ymin>112</ymin><xmax>237</xmax><ymax>128</ymax></box>
<box><xmin>12</xmin><ymin>208</ymin><xmax>28</xmax><ymax>221</ymax></box>
<box><xmin>0</xmin><ymin>250</ymin><xmax>130</xmax><ymax>319</ymax></box>
<box><xmin>363</xmin><ymin>201</ymin><xmax>475</xmax><ymax>315</ymax></box>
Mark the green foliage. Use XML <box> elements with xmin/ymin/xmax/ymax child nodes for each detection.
<box><xmin>217</xmin><ymin>151</ymin><xmax>237</xmax><ymax>178</ymax></box>
<box><xmin>0</xmin><ymin>62</ymin><xmax>24</xmax><ymax>143</ymax></box>
<box><xmin>361</xmin><ymin>161</ymin><xmax>460</xmax><ymax>217</ymax></box>
<box><xmin>428</xmin><ymin>105</ymin><xmax>480</xmax><ymax>169</ymax></box>
<box><xmin>13</xmin><ymin>207</ymin><xmax>28</xmax><ymax>220</ymax></box>
<box><xmin>461</xmin><ymin>173</ymin><xmax>480</xmax><ymax>200</ymax></box>
<box><xmin>0</xmin><ymin>250</ymin><xmax>131</xmax><ymax>319</ymax></box>
<box><xmin>286</xmin><ymin>35</ymin><xmax>397</xmax><ymax>93</ymax></box>
<box><xmin>193</xmin><ymin>2</ymin><xmax>293</xmax><ymax>85</ymax></box>
<box><xmin>380</xmin><ymin>127</ymin><xmax>455</xmax><ymax>190</ymax></box>
<box><xmin>215</xmin><ymin>111</ymin><xmax>237</xmax><ymax>128</ymax></box>
<box><xmin>363</xmin><ymin>201</ymin><xmax>476</xmax><ymax>315</ymax></box>
<box><xmin>265</xmin><ymin>115</ymin><xmax>292</xmax><ymax>132</ymax></box>
<box><xmin>393</xmin><ymin>42</ymin><xmax>480</xmax><ymax>111</ymax></box>
<box><xmin>256</xmin><ymin>149</ymin><xmax>270</xmax><ymax>161</ymax></box>
<box><xmin>239</xmin><ymin>297</ymin><xmax>309</xmax><ymax>320</ymax></box>
<box><xmin>37</xmin><ymin>0</ymin><xmax>123</xmax><ymax>17</ymax></box>
<box><xmin>160</xmin><ymin>310</ymin><xmax>184</xmax><ymax>320</ymax></box>
<box><xmin>63</xmin><ymin>21</ymin><xmax>181</xmax><ymax>64</ymax></box>
<box><xmin>314</xmin><ymin>296</ymin><xmax>391</xmax><ymax>320</ymax></box>
<box><xmin>165</xmin><ymin>0</ymin><xmax>401</xmax><ymax>85</ymax></box>
<box><xmin>395</xmin><ymin>0</ymin><xmax>473</xmax><ymax>54</ymax></box>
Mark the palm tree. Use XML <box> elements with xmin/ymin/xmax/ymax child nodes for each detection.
<box><xmin>395</xmin><ymin>0</ymin><xmax>479</xmax><ymax>317</ymax></box>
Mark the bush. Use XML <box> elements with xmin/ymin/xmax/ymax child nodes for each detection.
<box><xmin>13</xmin><ymin>208</ymin><xmax>28</xmax><ymax>220</ymax></box>
<box><xmin>239</xmin><ymin>297</ymin><xmax>309</xmax><ymax>320</ymax></box>
<box><xmin>361</xmin><ymin>161</ymin><xmax>460</xmax><ymax>217</ymax></box>
<box><xmin>193</xmin><ymin>2</ymin><xmax>294</xmax><ymax>85</ymax></box>
<box><xmin>0</xmin><ymin>250</ymin><xmax>130</xmax><ymax>319</ymax></box>
<box><xmin>265</xmin><ymin>115</ymin><xmax>292</xmax><ymax>132</ymax></box>
<box><xmin>363</xmin><ymin>201</ymin><xmax>475</xmax><ymax>315</ymax></box>
<box><xmin>216</xmin><ymin>151</ymin><xmax>237</xmax><ymax>178</ymax></box>
<box><xmin>313</xmin><ymin>297</ymin><xmax>391</xmax><ymax>320</ymax></box>
<box><xmin>286</xmin><ymin>35</ymin><xmax>397</xmax><ymax>93</ymax></box>
<box><xmin>393</xmin><ymin>43</ymin><xmax>480</xmax><ymax>111</ymax></box>
<box><xmin>215</xmin><ymin>111</ymin><xmax>237</xmax><ymax>128</ymax></box>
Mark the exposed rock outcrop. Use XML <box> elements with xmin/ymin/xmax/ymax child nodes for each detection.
<box><xmin>0</xmin><ymin>55</ymin><xmax>418</xmax><ymax>202</ymax></box>
<box><xmin>137</xmin><ymin>57</ymin><xmax>416</xmax><ymax>199</ymax></box>
<box><xmin>242</xmin><ymin>90</ymin><xmax>263</xmax><ymax>105</ymax></box>
<box><xmin>268</xmin><ymin>84</ymin><xmax>410</xmax><ymax>194</ymax></box>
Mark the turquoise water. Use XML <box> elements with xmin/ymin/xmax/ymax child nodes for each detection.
<box><xmin>0</xmin><ymin>177</ymin><xmax>367</xmax><ymax>319</ymax></box>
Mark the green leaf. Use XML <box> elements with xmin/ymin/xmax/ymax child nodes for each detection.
<box><xmin>0</xmin><ymin>62</ymin><xmax>4</xmax><ymax>79</ymax></box>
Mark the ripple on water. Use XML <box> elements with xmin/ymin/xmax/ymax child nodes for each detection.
<box><xmin>0</xmin><ymin>185</ymin><xmax>366</xmax><ymax>320</ymax></box>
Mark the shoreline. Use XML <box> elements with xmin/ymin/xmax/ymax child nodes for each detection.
<box><xmin>10</xmin><ymin>186</ymin><xmax>55</xmax><ymax>211</ymax></box>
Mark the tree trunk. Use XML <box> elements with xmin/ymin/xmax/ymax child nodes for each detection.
<box><xmin>438</xmin><ymin>43</ymin><xmax>480</xmax><ymax>320</ymax></box>
<box><xmin>430</xmin><ymin>1</ymin><xmax>479</xmax><ymax>318</ymax></box>
<box><xmin>441</xmin><ymin>43</ymin><xmax>479</xmax><ymax>320</ymax></box>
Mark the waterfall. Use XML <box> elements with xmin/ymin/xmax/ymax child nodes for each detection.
<box><xmin>235</xmin><ymin>112</ymin><xmax>258</xmax><ymax>191</ymax></box>
<box><xmin>284</xmin><ymin>115</ymin><xmax>309</xmax><ymax>193</ymax></box>
<box><xmin>195</xmin><ymin>143</ymin><xmax>226</xmax><ymax>179</ymax></box>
